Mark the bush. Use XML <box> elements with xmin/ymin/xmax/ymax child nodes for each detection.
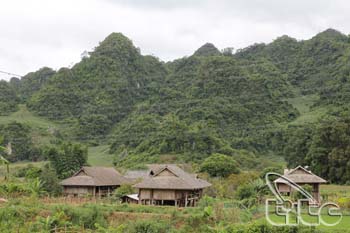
<box><xmin>337</xmin><ymin>197</ymin><xmax>350</xmax><ymax>209</ymax></box>
<box><xmin>200</xmin><ymin>153</ymin><xmax>240</xmax><ymax>177</ymax></box>
<box><xmin>197</xmin><ymin>195</ymin><xmax>217</xmax><ymax>209</ymax></box>
<box><xmin>39</xmin><ymin>164</ymin><xmax>62</xmax><ymax>196</ymax></box>
<box><xmin>113</xmin><ymin>184</ymin><xmax>134</xmax><ymax>200</ymax></box>
<box><xmin>128</xmin><ymin>220</ymin><xmax>169</xmax><ymax>233</ymax></box>
<box><xmin>58</xmin><ymin>205</ymin><xmax>108</xmax><ymax>230</ymax></box>
<box><xmin>235</xmin><ymin>184</ymin><xmax>255</xmax><ymax>200</ymax></box>
<box><xmin>25</xmin><ymin>167</ymin><xmax>42</xmax><ymax>179</ymax></box>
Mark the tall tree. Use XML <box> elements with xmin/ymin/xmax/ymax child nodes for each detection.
<box><xmin>45</xmin><ymin>142</ymin><xmax>87</xmax><ymax>179</ymax></box>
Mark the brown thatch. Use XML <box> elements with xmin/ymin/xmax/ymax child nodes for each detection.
<box><xmin>124</xmin><ymin>170</ymin><xmax>149</xmax><ymax>180</ymax></box>
<box><xmin>133</xmin><ymin>164</ymin><xmax>211</xmax><ymax>190</ymax></box>
<box><xmin>60</xmin><ymin>166</ymin><xmax>129</xmax><ymax>187</ymax></box>
<box><xmin>274</xmin><ymin>166</ymin><xmax>327</xmax><ymax>184</ymax></box>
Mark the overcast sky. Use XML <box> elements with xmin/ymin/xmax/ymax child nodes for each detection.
<box><xmin>1</xmin><ymin>0</ymin><xmax>350</xmax><ymax>81</ymax></box>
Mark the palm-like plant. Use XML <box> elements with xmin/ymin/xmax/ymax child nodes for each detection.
<box><xmin>250</xmin><ymin>178</ymin><xmax>267</xmax><ymax>204</ymax></box>
<box><xmin>0</xmin><ymin>146</ymin><xmax>10</xmax><ymax>180</ymax></box>
<box><xmin>27</xmin><ymin>178</ymin><xmax>46</xmax><ymax>197</ymax></box>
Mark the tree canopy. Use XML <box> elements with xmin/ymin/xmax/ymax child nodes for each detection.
<box><xmin>200</xmin><ymin>153</ymin><xmax>240</xmax><ymax>177</ymax></box>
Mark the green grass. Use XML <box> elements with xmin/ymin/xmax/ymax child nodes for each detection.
<box><xmin>254</xmin><ymin>184</ymin><xmax>350</xmax><ymax>232</ymax></box>
<box><xmin>321</xmin><ymin>184</ymin><xmax>350</xmax><ymax>195</ymax></box>
<box><xmin>286</xmin><ymin>94</ymin><xmax>329</xmax><ymax>125</ymax></box>
<box><xmin>286</xmin><ymin>94</ymin><xmax>320</xmax><ymax>114</ymax></box>
<box><xmin>0</xmin><ymin>161</ymin><xmax>46</xmax><ymax>178</ymax></box>
<box><xmin>0</xmin><ymin>104</ymin><xmax>57</xmax><ymax>128</ymax></box>
<box><xmin>88</xmin><ymin>145</ymin><xmax>114</xmax><ymax>166</ymax></box>
<box><xmin>0</xmin><ymin>106</ymin><xmax>114</xmax><ymax>167</ymax></box>
<box><xmin>258</xmin><ymin>213</ymin><xmax>350</xmax><ymax>231</ymax></box>
<box><xmin>0</xmin><ymin>145</ymin><xmax>115</xmax><ymax>179</ymax></box>
<box><xmin>290</xmin><ymin>107</ymin><xmax>328</xmax><ymax>125</ymax></box>
<box><xmin>0</xmin><ymin>105</ymin><xmax>60</xmax><ymax>146</ymax></box>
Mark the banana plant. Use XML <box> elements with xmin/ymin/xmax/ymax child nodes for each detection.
<box><xmin>0</xmin><ymin>145</ymin><xmax>10</xmax><ymax>180</ymax></box>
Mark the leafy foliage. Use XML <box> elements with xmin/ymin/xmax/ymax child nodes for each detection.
<box><xmin>200</xmin><ymin>153</ymin><xmax>240</xmax><ymax>177</ymax></box>
<box><xmin>113</xmin><ymin>184</ymin><xmax>134</xmax><ymax>200</ymax></box>
<box><xmin>45</xmin><ymin>142</ymin><xmax>87</xmax><ymax>179</ymax></box>
<box><xmin>193</xmin><ymin>43</ymin><xmax>221</xmax><ymax>57</ymax></box>
<box><xmin>39</xmin><ymin>164</ymin><xmax>62</xmax><ymax>196</ymax></box>
<box><xmin>0</xmin><ymin>122</ymin><xmax>41</xmax><ymax>162</ymax></box>
<box><xmin>10</xmin><ymin>67</ymin><xmax>56</xmax><ymax>101</ymax></box>
<box><xmin>0</xmin><ymin>81</ymin><xmax>19</xmax><ymax>115</ymax></box>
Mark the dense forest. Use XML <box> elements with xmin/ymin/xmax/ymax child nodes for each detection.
<box><xmin>1</xmin><ymin>28</ymin><xmax>350</xmax><ymax>183</ymax></box>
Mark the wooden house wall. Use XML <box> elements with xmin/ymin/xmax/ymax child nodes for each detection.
<box><xmin>140</xmin><ymin>189</ymin><xmax>152</xmax><ymax>199</ymax></box>
<box><xmin>63</xmin><ymin>186</ymin><xmax>94</xmax><ymax>195</ymax></box>
<box><xmin>153</xmin><ymin>189</ymin><xmax>175</xmax><ymax>200</ymax></box>
<box><xmin>139</xmin><ymin>189</ymin><xmax>199</xmax><ymax>201</ymax></box>
<box><xmin>277</xmin><ymin>183</ymin><xmax>291</xmax><ymax>193</ymax></box>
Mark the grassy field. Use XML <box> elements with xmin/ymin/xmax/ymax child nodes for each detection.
<box><xmin>258</xmin><ymin>213</ymin><xmax>350</xmax><ymax>231</ymax></box>
<box><xmin>88</xmin><ymin>145</ymin><xmax>114</xmax><ymax>166</ymax></box>
<box><xmin>0</xmin><ymin>161</ymin><xmax>46</xmax><ymax>177</ymax></box>
<box><xmin>0</xmin><ymin>106</ymin><xmax>115</xmax><ymax>167</ymax></box>
<box><xmin>286</xmin><ymin>94</ymin><xmax>320</xmax><ymax>114</ymax></box>
<box><xmin>321</xmin><ymin>184</ymin><xmax>350</xmax><ymax>194</ymax></box>
<box><xmin>286</xmin><ymin>94</ymin><xmax>329</xmax><ymax>125</ymax></box>
<box><xmin>0</xmin><ymin>144</ymin><xmax>115</xmax><ymax>178</ymax></box>
<box><xmin>253</xmin><ymin>184</ymin><xmax>350</xmax><ymax>232</ymax></box>
<box><xmin>0</xmin><ymin>104</ymin><xmax>60</xmax><ymax>145</ymax></box>
<box><xmin>0</xmin><ymin>104</ymin><xmax>57</xmax><ymax>128</ymax></box>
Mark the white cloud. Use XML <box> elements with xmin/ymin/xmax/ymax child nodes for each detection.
<box><xmin>0</xmin><ymin>0</ymin><xmax>349</xmax><ymax>80</ymax></box>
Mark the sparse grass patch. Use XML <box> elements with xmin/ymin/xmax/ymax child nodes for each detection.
<box><xmin>87</xmin><ymin>145</ymin><xmax>114</xmax><ymax>166</ymax></box>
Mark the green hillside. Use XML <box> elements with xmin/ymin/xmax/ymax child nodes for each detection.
<box><xmin>1</xmin><ymin>29</ymin><xmax>350</xmax><ymax>182</ymax></box>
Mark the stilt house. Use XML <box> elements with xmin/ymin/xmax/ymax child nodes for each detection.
<box><xmin>60</xmin><ymin>166</ymin><xmax>129</xmax><ymax>197</ymax></box>
<box><xmin>132</xmin><ymin>164</ymin><xmax>211</xmax><ymax>207</ymax></box>
<box><xmin>274</xmin><ymin>165</ymin><xmax>327</xmax><ymax>203</ymax></box>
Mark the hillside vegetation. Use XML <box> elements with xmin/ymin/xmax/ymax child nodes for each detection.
<box><xmin>1</xmin><ymin>29</ymin><xmax>350</xmax><ymax>182</ymax></box>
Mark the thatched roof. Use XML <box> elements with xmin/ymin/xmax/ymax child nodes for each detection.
<box><xmin>124</xmin><ymin>170</ymin><xmax>149</xmax><ymax>180</ymax></box>
<box><xmin>133</xmin><ymin>164</ymin><xmax>211</xmax><ymax>190</ymax></box>
<box><xmin>60</xmin><ymin>166</ymin><xmax>129</xmax><ymax>187</ymax></box>
<box><xmin>274</xmin><ymin>166</ymin><xmax>327</xmax><ymax>184</ymax></box>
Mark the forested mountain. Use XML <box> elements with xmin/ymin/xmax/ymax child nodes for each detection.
<box><xmin>0</xmin><ymin>80</ymin><xmax>19</xmax><ymax>115</ymax></box>
<box><xmin>1</xmin><ymin>29</ymin><xmax>350</xmax><ymax>183</ymax></box>
<box><xmin>9</xmin><ymin>67</ymin><xmax>56</xmax><ymax>101</ymax></box>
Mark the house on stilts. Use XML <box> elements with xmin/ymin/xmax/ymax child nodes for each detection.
<box><xmin>130</xmin><ymin>164</ymin><xmax>211</xmax><ymax>207</ymax></box>
<box><xmin>60</xmin><ymin>166</ymin><xmax>129</xmax><ymax>197</ymax></box>
<box><xmin>274</xmin><ymin>165</ymin><xmax>327</xmax><ymax>204</ymax></box>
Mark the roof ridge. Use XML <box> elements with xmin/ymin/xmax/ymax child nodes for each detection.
<box><xmin>287</xmin><ymin>165</ymin><xmax>312</xmax><ymax>175</ymax></box>
<box><xmin>153</xmin><ymin>166</ymin><xmax>179</xmax><ymax>177</ymax></box>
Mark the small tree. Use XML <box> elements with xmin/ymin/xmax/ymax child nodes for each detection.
<box><xmin>39</xmin><ymin>164</ymin><xmax>62</xmax><ymax>196</ymax></box>
<box><xmin>45</xmin><ymin>142</ymin><xmax>87</xmax><ymax>179</ymax></box>
<box><xmin>26</xmin><ymin>178</ymin><xmax>46</xmax><ymax>197</ymax></box>
<box><xmin>0</xmin><ymin>145</ymin><xmax>10</xmax><ymax>180</ymax></box>
<box><xmin>113</xmin><ymin>184</ymin><xmax>134</xmax><ymax>200</ymax></box>
<box><xmin>200</xmin><ymin>153</ymin><xmax>240</xmax><ymax>177</ymax></box>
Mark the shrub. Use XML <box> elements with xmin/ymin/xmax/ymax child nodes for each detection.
<box><xmin>235</xmin><ymin>184</ymin><xmax>255</xmax><ymax>200</ymax></box>
<box><xmin>113</xmin><ymin>184</ymin><xmax>135</xmax><ymax>200</ymax></box>
<box><xmin>39</xmin><ymin>164</ymin><xmax>62</xmax><ymax>196</ymax></box>
<box><xmin>127</xmin><ymin>220</ymin><xmax>169</xmax><ymax>233</ymax></box>
<box><xmin>200</xmin><ymin>153</ymin><xmax>240</xmax><ymax>177</ymax></box>
<box><xmin>58</xmin><ymin>205</ymin><xmax>108</xmax><ymax>230</ymax></box>
<box><xmin>337</xmin><ymin>197</ymin><xmax>350</xmax><ymax>208</ymax></box>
